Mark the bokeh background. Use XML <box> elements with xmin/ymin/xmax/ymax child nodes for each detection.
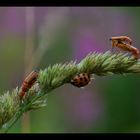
<box><xmin>0</xmin><ymin>7</ymin><xmax>140</xmax><ymax>133</ymax></box>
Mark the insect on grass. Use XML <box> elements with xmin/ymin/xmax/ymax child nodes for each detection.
<box><xmin>19</xmin><ymin>70</ymin><xmax>39</xmax><ymax>100</ymax></box>
<box><xmin>110</xmin><ymin>36</ymin><xmax>140</xmax><ymax>59</ymax></box>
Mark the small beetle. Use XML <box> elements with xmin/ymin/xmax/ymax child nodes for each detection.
<box><xmin>70</xmin><ymin>73</ymin><xmax>94</xmax><ymax>88</ymax></box>
<box><xmin>110</xmin><ymin>36</ymin><xmax>132</xmax><ymax>45</ymax></box>
<box><xmin>110</xmin><ymin>36</ymin><xmax>140</xmax><ymax>59</ymax></box>
<box><xmin>19</xmin><ymin>70</ymin><xmax>39</xmax><ymax>100</ymax></box>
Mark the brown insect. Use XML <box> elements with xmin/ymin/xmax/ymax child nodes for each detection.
<box><xmin>110</xmin><ymin>36</ymin><xmax>140</xmax><ymax>59</ymax></box>
<box><xmin>19</xmin><ymin>70</ymin><xmax>39</xmax><ymax>100</ymax></box>
<box><xmin>71</xmin><ymin>73</ymin><xmax>94</xmax><ymax>88</ymax></box>
<box><xmin>110</xmin><ymin>36</ymin><xmax>132</xmax><ymax>45</ymax></box>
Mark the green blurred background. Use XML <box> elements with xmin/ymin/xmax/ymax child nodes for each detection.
<box><xmin>0</xmin><ymin>7</ymin><xmax>140</xmax><ymax>133</ymax></box>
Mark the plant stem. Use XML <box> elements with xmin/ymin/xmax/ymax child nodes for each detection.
<box><xmin>3</xmin><ymin>91</ymin><xmax>46</xmax><ymax>133</ymax></box>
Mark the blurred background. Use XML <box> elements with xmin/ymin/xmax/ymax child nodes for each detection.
<box><xmin>0</xmin><ymin>7</ymin><xmax>140</xmax><ymax>133</ymax></box>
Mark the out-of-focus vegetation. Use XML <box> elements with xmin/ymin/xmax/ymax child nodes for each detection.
<box><xmin>0</xmin><ymin>7</ymin><xmax>140</xmax><ymax>133</ymax></box>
